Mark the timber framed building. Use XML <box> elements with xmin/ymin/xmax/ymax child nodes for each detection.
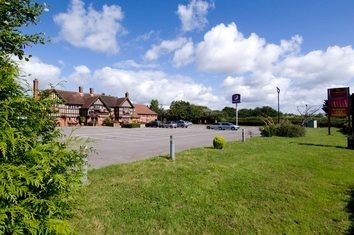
<box><xmin>33</xmin><ymin>79</ymin><xmax>157</xmax><ymax>126</ymax></box>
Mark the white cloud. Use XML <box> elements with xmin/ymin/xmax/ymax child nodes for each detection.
<box><xmin>65</xmin><ymin>65</ymin><xmax>91</xmax><ymax>85</ymax></box>
<box><xmin>278</xmin><ymin>45</ymin><xmax>354</xmax><ymax>87</ymax></box>
<box><xmin>92</xmin><ymin>67</ymin><xmax>221</xmax><ymax>108</ymax></box>
<box><xmin>219</xmin><ymin>45</ymin><xmax>354</xmax><ymax>112</ymax></box>
<box><xmin>135</xmin><ymin>30</ymin><xmax>160</xmax><ymax>42</ymax></box>
<box><xmin>144</xmin><ymin>37</ymin><xmax>195</xmax><ymax>67</ymax></box>
<box><xmin>114</xmin><ymin>60</ymin><xmax>159</xmax><ymax>69</ymax></box>
<box><xmin>177</xmin><ymin>0</ymin><xmax>214</xmax><ymax>32</ymax></box>
<box><xmin>54</xmin><ymin>0</ymin><xmax>124</xmax><ymax>54</ymax></box>
<box><xmin>192</xmin><ymin>22</ymin><xmax>354</xmax><ymax>112</ymax></box>
<box><xmin>18</xmin><ymin>57</ymin><xmax>62</xmax><ymax>89</ymax></box>
<box><xmin>144</xmin><ymin>37</ymin><xmax>188</xmax><ymax>61</ymax></box>
<box><xmin>196</xmin><ymin>23</ymin><xmax>302</xmax><ymax>74</ymax></box>
<box><xmin>173</xmin><ymin>40</ymin><xmax>195</xmax><ymax>67</ymax></box>
<box><xmin>221</xmin><ymin>73</ymin><xmax>292</xmax><ymax>110</ymax></box>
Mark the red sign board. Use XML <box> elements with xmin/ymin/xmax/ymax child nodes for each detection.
<box><xmin>328</xmin><ymin>87</ymin><xmax>350</xmax><ymax>117</ymax></box>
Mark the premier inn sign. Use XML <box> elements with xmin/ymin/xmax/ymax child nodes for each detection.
<box><xmin>327</xmin><ymin>87</ymin><xmax>350</xmax><ymax>117</ymax></box>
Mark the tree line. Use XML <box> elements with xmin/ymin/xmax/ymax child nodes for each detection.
<box><xmin>149</xmin><ymin>99</ymin><xmax>283</xmax><ymax>124</ymax></box>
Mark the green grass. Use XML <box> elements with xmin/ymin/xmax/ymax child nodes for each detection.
<box><xmin>72</xmin><ymin>128</ymin><xmax>354</xmax><ymax>234</ymax></box>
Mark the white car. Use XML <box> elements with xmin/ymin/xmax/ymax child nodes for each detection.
<box><xmin>207</xmin><ymin>122</ymin><xmax>239</xmax><ymax>130</ymax></box>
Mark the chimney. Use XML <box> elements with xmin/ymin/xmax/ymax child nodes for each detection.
<box><xmin>90</xmin><ymin>88</ymin><xmax>94</xmax><ymax>96</ymax></box>
<box><xmin>125</xmin><ymin>91</ymin><xmax>129</xmax><ymax>98</ymax></box>
<box><xmin>33</xmin><ymin>79</ymin><xmax>39</xmax><ymax>99</ymax></box>
<box><xmin>79</xmin><ymin>86</ymin><xmax>83</xmax><ymax>94</ymax></box>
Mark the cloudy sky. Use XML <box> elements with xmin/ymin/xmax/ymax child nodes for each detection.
<box><xmin>21</xmin><ymin>0</ymin><xmax>354</xmax><ymax>113</ymax></box>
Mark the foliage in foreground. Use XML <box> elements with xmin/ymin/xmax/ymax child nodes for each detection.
<box><xmin>0</xmin><ymin>1</ymin><xmax>88</xmax><ymax>233</ymax></box>
<box><xmin>0</xmin><ymin>62</ymin><xmax>89</xmax><ymax>235</ymax></box>
<box><xmin>71</xmin><ymin>128</ymin><xmax>354</xmax><ymax>234</ymax></box>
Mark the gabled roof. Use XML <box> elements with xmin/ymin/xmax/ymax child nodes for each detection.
<box><xmin>46</xmin><ymin>89</ymin><xmax>132</xmax><ymax>109</ymax></box>
<box><xmin>134</xmin><ymin>104</ymin><xmax>157</xmax><ymax>115</ymax></box>
<box><xmin>52</xmin><ymin>89</ymin><xmax>94</xmax><ymax>105</ymax></box>
<box><xmin>117</xmin><ymin>97</ymin><xmax>134</xmax><ymax>108</ymax></box>
<box><xmin>81</xmin><ymin>96</ymin><xmax>111</xmax><ymax>112</ymax></box>
<box><xmin>100</xmin><ymin>95</ymin><xmax>120</xmax><ymax>107</ymax></box>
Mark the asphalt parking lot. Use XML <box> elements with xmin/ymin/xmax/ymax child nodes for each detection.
<box><xmin>62</xmin><ymin>125</ymin><xmax>260</xmax><ymax>169</ymax></box>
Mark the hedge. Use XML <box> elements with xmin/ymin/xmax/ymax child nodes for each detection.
<box><xmin>121</xmin><ymin>123</ymin><xmax>141</xmax><ymax>128</ymax></box>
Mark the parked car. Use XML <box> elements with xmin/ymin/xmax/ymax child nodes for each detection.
<box><xmin>206</xmin><ymin>122</ymin><xmax>239</xmax><ymax>130</ymax></box>
<box><xmin>145</xmin><ymin>120</ymin><xmax>162</xmax><ymax>128</ymax></box>
<box><xmin>176</xmin><ymin>120</ymin><xmax>192</xmax><ymax>128</ymax></box>
<box><xmin>163</xmin><ymin>121</ymin><xmax>177</xmax><ymax>128</ymax></box>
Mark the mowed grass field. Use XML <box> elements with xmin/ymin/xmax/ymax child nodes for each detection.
<box><xmin>72</xmin><ymin>128</ymin><xmax>354</xmax><ymax>234</ymax></box>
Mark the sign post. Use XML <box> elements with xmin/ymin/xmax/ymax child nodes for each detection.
<box><xmin>232</xmin><ymin>94</ymin><xmax>241</xmax><ymax>126</ymax></box>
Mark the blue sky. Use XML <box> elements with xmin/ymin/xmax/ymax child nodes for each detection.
<box><xmin>20</xmin><ymin>0</ymin><xmax>354</xmax><ymax>112</ymax></box>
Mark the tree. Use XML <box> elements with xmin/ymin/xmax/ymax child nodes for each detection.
<box><xmin>322</xmin><ymin>100</ymin><xmax>329</xmax><ymax>116</ymax></box>
<box><xmin>149</xmin><ymin>99</ymin><xmax>164</xmax><ymax>119</ymax></box>
<box><xmin>222</xmin><ymin>106</ymin><xmax>236</xmax><ymax>120</ymax></box>
<box><xmin>0</xmin><ymin>0</ymin><xmax>46</xmax><ymax>61</ymax></box>
<box><xmin>149</xmin><ymin>99</ymin><xmax>159</xmax><ymax>113</ymax></box>
<box><xmin>253</xmin><ymin>106</ymin><xmax>279</xmax><ymax>117</ymax></box>
<box><xmin>0</xmin><ymin>1</ymin><xmax>88</xmax><ymax>234</ymax></box>
<box><xmin>238</xmin><ymin>108</ymin><xmax>254</xmax><ymax>118</ymax></box>
<box><xmin>167</xmin><ymin>100</ymin><xmax>192</xmax><ymax>121</ymax></box>
<box><xmin>297</xmin><ymin>104</ymin><xmax>322</xmax><ymax>126</ymax></box>
<box><xmin>190</xmin><ymin>104</ymin><xmax>207</xmax><ymax>123</ymax></box>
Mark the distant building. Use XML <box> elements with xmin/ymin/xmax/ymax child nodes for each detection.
<box><xmin>133</xmin><ymin>104</ymin><xmax>158</xmax><ymax>123</ymax></box>
<box><xmin>33</xmin><ymin>79</ymin><xmax>155</xmax><ymax>126</ymax></box>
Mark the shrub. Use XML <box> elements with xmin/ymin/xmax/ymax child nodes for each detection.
<box><xmin>0</xmin><ymin>2</ymin><xmax>92</xmax><ymax>233</ymax></box>
<box><xmin>121</xmin><ymin>123</ymin><xmax>141</xmax><ymax>128</ymax></box>
<box><xmin>260</xmin><ymin>125</ymin><xmax>277</xmax><ymax>137</ymax></box>
<box><xmin>276</xmin><ymin>121</ymin><xmax>305</xmax><ymax>137</ymax></box>
<box><xmin>103</xmin><ymin>116</ymin><xmax>113</xmax><ymax>126</ymax></box>
<box><xmin>260</xmin><ymin>117</ymin><xmax>305</xmax><ymax>138</ymax></box>
<box><xmin>213</xmin><ymin>135</ymin><xmax>226</xmax><ymax>149</ymax></box>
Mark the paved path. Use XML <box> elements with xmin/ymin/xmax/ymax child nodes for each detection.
<box><xmin>62</xmin><ymin>125</ymin><xmax>260</xmax><ymax>169</ymax></box>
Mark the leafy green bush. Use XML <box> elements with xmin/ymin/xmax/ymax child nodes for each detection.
<box><xmin>0</xmin><ymin>2</ymin><xmax>90</xmax><ymax>232</ymax></box>
<box><xmin>0</xmin><ymin>64</ymin><xmax>90</xmax><ymax>234</ymax></box>
<box><xmin>121</xmin><ymin>123</ymin><xmax>141</xmax><ymax>128</ymax></box>
<box><xmin>213</xmin><ymin>135</ymin><xmax>226</xmax><ymax>149</ymax></box>
<box><xmin>103</xmin><ymin>116</ymin><xmax>114</xmax><ymax>126</ymax></box>
<box><xmin>276</xmin><ymin>121</ymin><xmax>306</xmax><ymax>137</ymax></box>
<box><xmin>260</xmin><ymin>117</ymin><xmax>305</xmax><ymax>138</ymax></box>
<box><xmin>260</xmin><ymin>125</ymin><xmax>277</xmax><ymax>137</ymax></box>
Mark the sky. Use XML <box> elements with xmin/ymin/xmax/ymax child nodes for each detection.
<box><xmin>19</xmin><ymin>0</ymin><xmax>354</xmax><ymax>113</ymax></box>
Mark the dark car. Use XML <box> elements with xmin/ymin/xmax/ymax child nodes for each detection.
<box><xmin>145</xmin><ymin>120</ymin><xmax>162</xmax><ymax>127</ymax></box>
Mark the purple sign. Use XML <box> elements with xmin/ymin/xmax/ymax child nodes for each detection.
<box><xmin>232</xmin><ymin>94</ymin><xmax>241</xmax><ymax>104</ymax></box>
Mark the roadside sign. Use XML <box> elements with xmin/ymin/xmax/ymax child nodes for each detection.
<box><xmin>232</xmin><ymin>94</ymin><xmax>241</xmax><ymax>104</ymax></box>
<box><xmin>328</xmin><ymin>87</ymin><xmax>349</xmax><ymax>117</ymax></box>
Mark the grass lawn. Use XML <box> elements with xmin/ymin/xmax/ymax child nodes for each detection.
<box><xmin>72</xmin><ymin>128</ymin><xmax>354</xmax><ymax>234</ymax></box>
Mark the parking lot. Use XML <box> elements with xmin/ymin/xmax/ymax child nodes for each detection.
<box><xmin>62</xmin><ymin>125</ymin><xmax>260</xmax><ymax>169</ymax></box>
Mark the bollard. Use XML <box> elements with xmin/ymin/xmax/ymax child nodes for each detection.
<box><xmin>241</xmin><ymin>129</ymin><xmax>245</xmax><ymax>142</ymax></box>
<box><xmin>170</xmin><ymin>135</ymin><xmax>175</xmax><ymax>160</ymax></box>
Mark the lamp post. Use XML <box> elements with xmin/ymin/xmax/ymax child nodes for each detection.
<box><xmin>277</xmin><ymin>87</ymin><xmax>280</xmax><ymax>124</ymax></box>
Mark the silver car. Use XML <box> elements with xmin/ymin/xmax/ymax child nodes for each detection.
<box><xmin>163</xmin><ymin>121</ymin><xmax>177</xmax><ymax>128</ymax></box>
<box><xmin>207</xmin><ymin>122</ymin><xmax>239</xmax><ymax>130</ymax></box>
